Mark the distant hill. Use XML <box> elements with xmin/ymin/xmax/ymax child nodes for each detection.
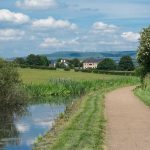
<box><xmin>7</xmin><ymin>51</ymin><xmax>137</xmax><ymax>62</ymax></box>
<box><xmin>44</xmin><ymin>51</ymin><xmax>137</xmax><ymax>61</ymax></box>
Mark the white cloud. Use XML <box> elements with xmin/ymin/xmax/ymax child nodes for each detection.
<box><xmin>121</xmin><ymin>32</ymin><xmax>140</xmax><ymax>42</ymax></box>
<box><xmin>98</xmin><ymin>41</ymin><xmax>121</xmax><ymax>45</ymax></box>
<box><xmin>92</xmin><ymin>22</ymin><xmax>118</xmax><ymax>33</ymax></box>
<box><xmin>40</xmin><ymin>38</ymin><xmax>63</xmax><ymax>48</ymax></box>
<box><xmin>0</xmin><ymin>29</ymin><xmax>25</xmax><ymax>41</ymax></box>
<box><xmin>16</xmin><ymin>123</ymin><xmax>30</xmax><ymax>133</ymax></box>
<box><xmin>16</xmin><ymin>0</ymin><xmax>57</xmax><ymax>10</ymax></box>
<box><xmin>32</xmin><ymin>17</ymin><xmax>77</xmax><ymax>30</ymax></box>
<box><xmin>40</xmin><ymin>37</ymin><xmax>79</xmax><ymax>48</ymax></box>
<box><xmin>0</xmin><ymin>9</ymin><xmax>30</xmax><ymax>24</ymax></box>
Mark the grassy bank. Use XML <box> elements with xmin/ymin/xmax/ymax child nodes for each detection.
<box><xmin>135</xmin><ymin>75</ymin><xmax>150</xmax><ymax>107</ymax></box>
<box><xmin>33</xmin><ymin>77</ymin><xmax>139</xmax><ymax>150</ymax></box>
<box><xmin>135</xmin><ymin>87</ymin><xmax>150</xmax><ymax>106</ymax></box>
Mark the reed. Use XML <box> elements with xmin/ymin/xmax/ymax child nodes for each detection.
<box><xmin>24</xmin><ymin>77</ymin><xmax>139</xmax><ymax>102</ymax></box>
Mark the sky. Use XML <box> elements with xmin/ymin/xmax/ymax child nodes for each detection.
<box><xmin>0</xmin><ymin>0</ymin><xmax>150</xmax><ymax>58</ymax></box>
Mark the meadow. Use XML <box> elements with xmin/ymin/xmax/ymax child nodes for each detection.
<box><xmin>19</xmin><ymin>68</ymin><xmax>129</xmax><ymax>83</ymax></box>
<box><xmin>18</xmin><ymin>68</ymin><xmax>140</xmax><ymax>150</ymax></box>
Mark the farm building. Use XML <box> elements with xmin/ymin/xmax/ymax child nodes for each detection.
<box><xmin>83</xmin><ymin>58</ymin><xmax>102</xmax><ymax>69</ymax></box>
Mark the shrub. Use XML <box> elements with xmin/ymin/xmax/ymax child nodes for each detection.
<box><xmin>64</xmin><ymin>68</ymin><xmax>71</xmax><ymax>71</ymax></box>
<box><xmin>0</xmin><ymin>59</ymin><xmax>27</xmax><ymax>110</ymax></box>
<box><xmin>97</xmin><ymin>58</ymin><xmax>117</xmax><ymax>70</ymax></box>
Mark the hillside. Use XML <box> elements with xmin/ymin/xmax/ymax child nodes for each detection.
<box><xmin>44</xmin><ymin>51</ymin><xmax>137</xmax><ymax>61</ymax></box>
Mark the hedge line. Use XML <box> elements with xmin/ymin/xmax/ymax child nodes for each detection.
<box><xmin>75</xmin><ymin>69</ymin><xmax>136</xmax><ymax>76</ymax></box>
<box><xmin>20</xmin><ymin>64</ymin><xmax>56</xmax><ymax>70</ymax></box>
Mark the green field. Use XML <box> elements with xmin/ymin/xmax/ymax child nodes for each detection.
<box><xmin>19</xmin><ymin>68</ymin><xmax>130</xmax><ymax>83</ymax></box>
<box><xmin>19</xmin><ymin>68</ymin><xmax>140</xmax><ymax>150</ymax></box>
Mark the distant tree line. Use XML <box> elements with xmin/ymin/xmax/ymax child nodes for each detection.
<box><xmin>14</xmin><ymin>54</ymin><xmax>135</xmax><ymax>71</ymax></box>
<box><xmin>14</xmin><ymin>54</ymin><xmax>49</xmax><ymax>66</ymax></box>
<box><xmin>97</xmin><ymin>56</ymin><xmax>135</xmax><ymax>71</ymax></box>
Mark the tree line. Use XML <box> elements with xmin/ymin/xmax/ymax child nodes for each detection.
<box><xmin>14</xmin><ymin>54</ymin><xmax>135</xmax><ymax>71</ymax></box>
<box><xmin>97</xmin><ymin>56</ymin><xmax>135</xmax><ymax>71</ymax></box>
<box><xmin>14</xmin><ymin>54</ymin><xmax>49</xmax><ymax>66</ymax></box>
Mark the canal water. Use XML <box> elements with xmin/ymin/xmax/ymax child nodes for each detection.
<box><xmin>0</xmin><ymin>104</ymin><xmax>65</xmax><ymax>150</ymax></box>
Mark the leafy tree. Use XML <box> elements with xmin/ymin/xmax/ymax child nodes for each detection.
<box><xmin>14</xmin><ymin>57</ymin><xmax>26</xmax><ymax>65</ymax></box>
<box><xmin>0</xmin><ymin>59</ymin><xmax>28</xmax><ymax>145</ymax></box>
<box><xmin>26</xmin><ymin>54</ymin><xmax>37</xmax><ymax>65</ymax></box>
<box><xmin>69</xmin><ymin>58</ymin><xmax>81</xmax><ymax>68</ymax></box>
<box><xmin>119</xmin><ymin>56</ymin><xmax>135</xmax><ymax>71</ymax></box>
<box><xmin>40</xmin><ymin>56</ymin><xmax>49</xmax><ymax>66</ymax></box>
<box><xmin>26</xmin><ymin>54</ymin><xmax>49</xmax><ymax>66</ymax></box>
<box><xmin>97</xmin><ymin>58</ymin><xmax>117</xmax><ymax>70</ymax></box>
<box><xmin>0</xmin><ymin>59</ymin><xmax>27</xmax><ymax>103</ymax></box>
<box><xmin>137</xmin><ymin>26</ymin><xmax>150</xmax><ymax>80</ymax></box>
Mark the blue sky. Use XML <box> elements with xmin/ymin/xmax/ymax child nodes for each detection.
<box><xmin>0</xmin><ymin>0</ymin><xmax>150</xmax><ymax>58</ymax></box>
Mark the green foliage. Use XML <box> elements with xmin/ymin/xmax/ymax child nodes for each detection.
<box><xmin>20</xmin><ymin>64</ymin><xmax>56</xmax><ymax>70</ymax></box>
<box><xmin>137</xmin><ymin>26</ymin><xmax>150</xmax><ymax>79</ymax></box>
<box><xmin>26</xmin><ymin>54</ymin><xmax>49</xmax><ymax>66</ymax></box>
<box><xmin>97</xmin><ymin>58</ymin><xmax>117</xmax><ymax>70</ymax></box>
<box><xmin>0</xmin><ymin>59</ymin><xmax>27</xmax><ymax>109</ymax></box>
<box><xmin>135</xmin><ymin>74</ymin><xmax>150</xmax><ymax>106</ymax></box>
<box><xmin>14</xmin><ymin>57</ymin><xmax>26</xmax><ymax>65</ymax></box>
<box><xmin>64</xmin><ymin>68</ymin><xmax>70</xmax><ymax>71</ymax></box>
<box><xmin>69</xmin><ymin>58</ymin><xmax>81</xmax><ymax>68</ymax></box>
<box><xmin>15</xmin><ymin>54</ymin><xmax>49</xmax><ymax>68</ymax></box>
<box><xmin>24</xmin><ymin>79</ymin><xmax>100</xmax><ymax>98</ymax></box>
<box><xmin>118</xmin><ymin>56</ymin><xmax>135</xmax><ymax>71</ymax></box>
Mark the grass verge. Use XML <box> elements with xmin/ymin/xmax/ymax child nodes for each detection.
<box><xmin>33</xmin><ymin>77</ymin><xmax>139</xmax><ymax>150</ymax></box>
<box><xmin>134</xmin><ymin>74</ymin><xmax>150</xmax><ymax>107</ymax></box>
<box><xmin>135</xmin><ymin>87</ymin><xmax>150</xmax><ymax>107</ymax></box>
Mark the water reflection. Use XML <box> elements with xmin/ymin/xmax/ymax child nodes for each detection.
<box><xmin>0</xmin><ymin>102</ymin><xmax>65</xmax><ymax>150</ymax></box>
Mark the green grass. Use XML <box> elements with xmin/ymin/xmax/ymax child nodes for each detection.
<box><xmin>134</xmin><ymin>74</ymin><xmax>150</xmax><ymax>107</ymax></box>
<box><xmin>135</xmin><ymin>86</ymin><xmax>150</xmax><ymax>106</ymax></box>
<box><xmin>18</xmin><ymin>68</ymin><xmax>131</xmax><ymax>84</ymax></box>
<box><xmin>24</xmin><ymin>79</ymin><xmax>99</xmax><ymax>98</ymax></box>
<box><xmin>33</xmin><ymin>77</ymin><xmax>139</xmax><ymax>150</ymax></box>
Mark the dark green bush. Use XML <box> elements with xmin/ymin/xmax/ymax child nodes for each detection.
<box><xmin>64</xmin><ymin>68</ymin><xmax>71</xmax><ymax>71</ymax></box>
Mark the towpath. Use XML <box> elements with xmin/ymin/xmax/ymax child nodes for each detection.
<box><xmin>105</xmin><ymin>86</ymin><xmax>150</xmax><ymax>150</ymax></box>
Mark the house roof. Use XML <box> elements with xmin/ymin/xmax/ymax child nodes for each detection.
<box><xmin>83</xmin><ymin>58</ymin><xmax>103</xmax><ymax>63</ymax></box>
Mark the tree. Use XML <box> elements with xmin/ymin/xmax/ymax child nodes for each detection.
<box><xmin>0</xmin><ymin>59</ymin><xmax>27</xmax><ymax>103</ymax></box>
<box><xmin>40</xmin><ymin>56</ymin><xmax>49</xmax><ymax>66</ymax></box>
<box><xmin>69</xmin><ymin>58</ymin><xmax>81</xmax><ymax>68</ymax></box>
<box><xmin>97</xmin><ymin>58</ymin><xmax>117</xmax><ymax>70</ymax></box>
<box><xmin>137</xmin><ymin>26</ymin><xmax>150</xmax><ymax>79</ymax></box>
<box><xmin>119</xmin><ymin>56</ymin><xmax>135</xmax><ymax>71</ymax></box>
<box><xmin>26</xmin><ymin>54</ymin><xmax>37</xmax><ymax>65</ymax></box>
<box><xmin>14</xmin><ymin>57</ymin><xmax>26</xmax><ymax>65</ymax></box>
<box><xmin>0</xmin><ymin>59</ymin><xmax>28</xmax><ymax>144</ymax></box>
<box><xmin>26</xmin><ymin>54</ymin><xmax>49</xmax><ymax>66</ymax></box>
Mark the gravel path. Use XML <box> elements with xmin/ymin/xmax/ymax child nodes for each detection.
<box><xmin>105</xmin><ymin>86</ymin><xmax>150</xmax><ymax>150</ymax></box>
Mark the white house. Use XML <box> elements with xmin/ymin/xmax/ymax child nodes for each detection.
<box><xmin>83</xmin><ymin>58</ymin><xmax>102</xmax><ymax>69</ymax></box>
